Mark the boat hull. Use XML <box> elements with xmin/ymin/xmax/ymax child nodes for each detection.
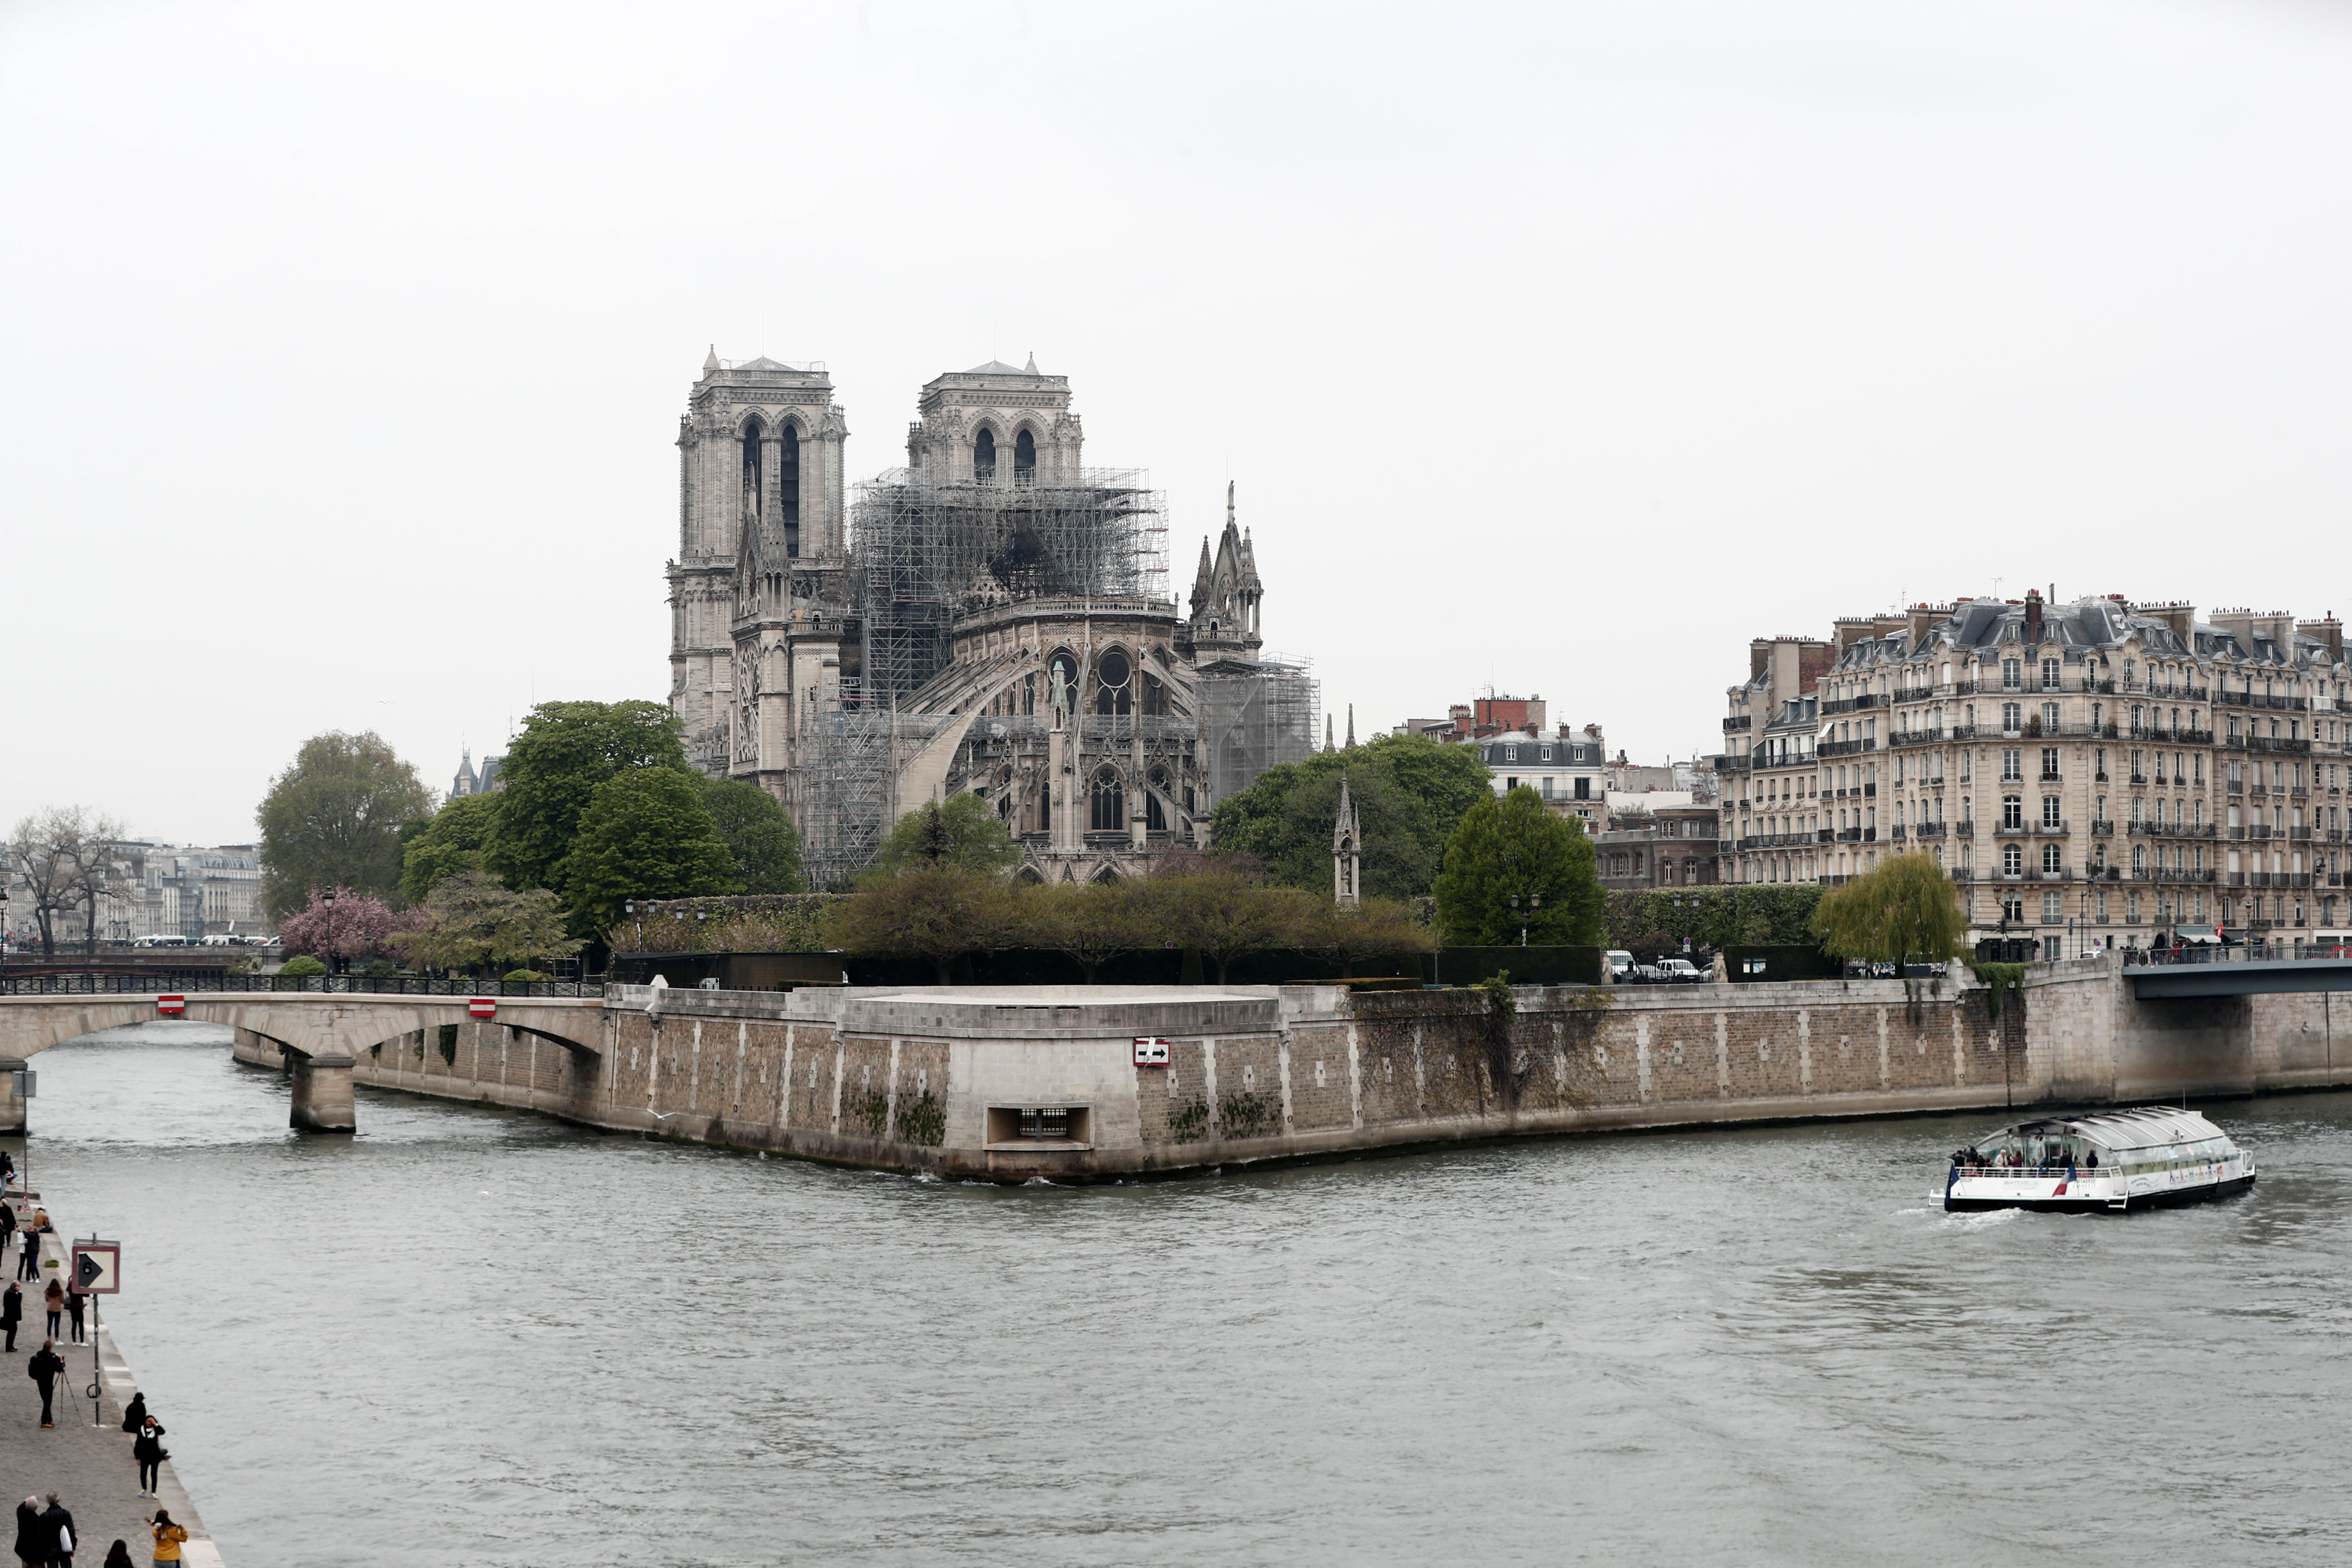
<box><xmin>1943</xmin><ymin>1172</ymin><xmax>2256</xmax><ymax>1214</ymax></box>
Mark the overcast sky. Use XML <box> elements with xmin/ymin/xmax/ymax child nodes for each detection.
<box><xmin>7</xmin><ymin>0</ymin><xmax>2352</xmax><ymax>844</ymax></box>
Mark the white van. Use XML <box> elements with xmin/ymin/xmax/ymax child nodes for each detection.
<box><xmin>1605</xmin><ymin>950</ymin><xmax>1636</xmax><ymax>981</ymax></box>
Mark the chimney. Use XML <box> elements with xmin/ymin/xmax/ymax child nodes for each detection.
<box><xmin>2300</xmin><ymin>617</ymin><xmax>2344</xmax><ymax>663</ymax></box>
<box><xmin>2023</xmin><ymin>590</ymin><xmax>2043</xmax><ymax>648</ymax></box>
<box><xmin>1906</xmin><ymin>604</ymin><xmax>1942</xmax><ymax>648</ymax></box>
<box><xmin>1750</xmin><ymin>639</ymin><xmax>1773</xmax><ymax>683</ymax></box>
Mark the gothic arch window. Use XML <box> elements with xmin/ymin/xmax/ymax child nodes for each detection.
<box><xmin>1013</xmin><ymin>428</ymin><xmax>1037</xmax><ymax>485</ymax></box>
<box><xmin>974</xmin><ymin>427</ymin><xmax>997</xmax><ymax>484</ymax></box>
<box><xmin>1092</xmin><ymin>867</ymin><xmax>1122</xmax><ymax>887</ymax></box>
<box><xmin>1146</xmin><ymin>767</ymin><xmax>1169</xmax><ymax>830</ymax></box>
<box><xmin>1091</xmin><ymin>767</ymin><xmax>1125</xmax><ymax>831</ymax></box>
<box><xmin>1015</xmin><ymin>865</ymin><xmax>1044</xmax><ymax>885</ymax></box>
<box><xmin>778</xmin><ymin>423</ymin><xmax>801</xmax><ymax>554</ymax></box>
<box><xmin>1095</xmin><ymin>648</ymin><xmax>1132</xmax><ymax>715</ymax></box>
<box><xmin>740</xmin><ymin>417</ymin><xmax>764</xmax><ymax>522</ymax></box>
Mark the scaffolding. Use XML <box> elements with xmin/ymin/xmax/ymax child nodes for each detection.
<box><xmin>798</xmin><ymin>466</ymin><xmax>1177</xmax><ymax>885</ymax></box>
<box><xmin>1198</xmin><ymin>652</ymin><xmax>1320</xmax><ymax>810</ymax></box>
<box><xmin>849</xmin><ymin>466</ymin><xmax>1169</xmax><ymax>707</ymax></box>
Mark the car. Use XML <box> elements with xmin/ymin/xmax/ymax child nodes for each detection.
<box><xmin>200</xmin><ymin>934</ymin><xmax>236</xmax><ymax>947</ymax></box>
<box><xmin>1650</xmin><ymin>958</ymin><xmax>1706</xmax><ymax>983</ymax></box>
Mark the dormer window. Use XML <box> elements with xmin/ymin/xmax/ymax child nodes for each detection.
<box><xmin>1504</xmin><ymin>746</ymin><xmax>1518</xmax><ymax>762</ymax></box>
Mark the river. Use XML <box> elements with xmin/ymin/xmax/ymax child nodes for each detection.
<box><xmin>18</xmin><ymin>1023</ymin><xmax>2352</xmax><ymax>1565</ymax></box>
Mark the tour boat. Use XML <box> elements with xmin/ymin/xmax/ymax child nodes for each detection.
<box><xmin>1943</xmin><ymin>1106</ymin><xmax>2256</xmax><ymax>1214</ymax></box>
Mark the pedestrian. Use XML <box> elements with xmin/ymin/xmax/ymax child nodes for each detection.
<box><xmin>1</xmin><ymin>1283</ymin><xmax>21</xmax><ymax>1354</ymax></box>
<box><xmin>142</xmin><ymin>1512</ymin><xmax>183</xmax><ymax>1568</ymax></box>
<box><xmin>131</xmin><ymin>1418</ymin><xmax>166</xmax><ymax>1498</ymax></box>
<box><xmin>118</xmin><ymin>1393</ymin><xmax>144</xmax><ymax>1434</ymax></box>
<box><xmin>11</xmin><ymin>1497</ymin><xmax>37</xmax><ymax>1568</ymax></box>
<box><xmin>98</xmin><ymin>1546</ymin><xmax>128</xmax><ymax>1568</ymax></box>
<box><xmin>40</xmin><ymin>1281</ymin><xmax>60</xmax><ymax>1343</ymax></box>
<box><xmin>28</xmin><ymin>1340</ymin><xmax>63</xmax><ymax>1428</ymax></box>
<box><xmin>62</xmin><ymin>1288</ymin><xmax>82</xmax><ymax>1348</ymax></box>
<box><xmin>15</xmin><ymin>1229</ymin><xmax>36</xmax><ymax>1284</ymax></box>
<box><xmin>37</xmin><ymin>1491</ymin><xmax>71</xmax><ymax>1568</ymax></box>
<box><xmin>1</xmin><ymin>1194</ymin><xmax>16</xmax><ymax>1260</ymax></box>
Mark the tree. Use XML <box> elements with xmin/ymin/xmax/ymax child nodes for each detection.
<box><xmin>1294</xmin><ymin>897</ymin><xmax>1436</xmax><ymax>978</ymax></box>
<box><xmin>1601</xmin><ymin>885</ymin><xmax>1822</xmax><ymax>951</ymax></box>
<box><xmin>277</xmin><ymin>887</ymin><xmax>407</xmax><ymax>967</ymax></box>
<box><xmin>1138</xmin><ymin>868</ymin><xmax>1313</xmax><ymax>984</ymax></box>
<box><xmin>255</xmin><ymin>732</ymin><xmax>433</xmax><ymax>919</ymax></box>
<box><xmin>393</xmin><ymin>873</ymin><xmax>582</xmax><ymax>975</ymax></box>
<box><xmin>825</xmin><ymin>865</ymin><xmax>1022</xmax><ymax>984</ymax></box>
<box><xmin>399</xmin><ymin>793</ymin><xmax>505</xmax><ymax>904</ymax></box>
<box><xmin>486</xmin><ymin>700</ymin><xmax>690</xmax><ymax>894</ymax></box>
<box><xmin>874</xmin><ymin>794</ymin><xmax>1021</xmax><ymax>876</ymax></box>
<box><xmin>5</xmin><ymin>807</ymin><xmax>117</xmax><ymax>959</ymax></box>
<box><xmin>702</xmin><ymin>778</ymin><xmax>804</xmax><ymax>894</ymax></box>
<box><xmin>1210</xmin><ymin>734</ymin><xmax>1495</xmax><ymax>901</ymax></box>
<box><xmin>1813</xmin><ymin>853</ymin><xmax>1968</xmax><ymax>971</ymax></box>
<box><xmin>562</xmin><ymin>768</ymin><xmax>739</xmax><ymax>933</ymax></box>
<box><xmin>1431</xmin><ymin>786</ymin><xmax>1605</xmax><ymax>947</ymax></box>
<box><xmin>1021</xmin><ymin>881</ymin><xmax>1151</xmax><ymax>983</ymax></box>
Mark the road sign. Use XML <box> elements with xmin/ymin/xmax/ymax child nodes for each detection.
<box><xmin>1132</xmin><ymin>1037</ymin><xmax>1172</xmax><ymax>1067</ymax></box>
<box><xmin>10</xmin><ymin>1071</ymin><xmax>33</xmax><ymax>1099</ymax></box>
<box><xmin>468</xmin><ymin>998</ymin><xmax>497</xmax><ymax>1019</ymax></box>
<box><xmin>156</xmin><ymin>995</ymin><xmax>186</xmax><ymax>1016</ymax></box>
<box><xmin>69</xmin><ymin>1241</ymin><xmax>118</xmax><ymax>1296</ymax></box>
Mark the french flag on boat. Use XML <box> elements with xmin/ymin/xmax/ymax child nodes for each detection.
<box><xmin>2053</xmin><ymin>1162</ymin><xmax>2076</xmax><ymax>1196</ymax></box>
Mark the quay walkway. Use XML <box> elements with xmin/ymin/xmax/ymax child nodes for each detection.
<box><xmin>0</xmin><ymin>1194</ymin><xmax>222</xmax><ymax>1565</ymax></box>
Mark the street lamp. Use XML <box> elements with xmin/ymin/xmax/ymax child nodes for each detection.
<box><xmin>1507</xmin><ymin>892</ymin><xmax>1540</xmax><ymax>947</ymax></box>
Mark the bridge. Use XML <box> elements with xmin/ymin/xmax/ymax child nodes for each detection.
<box><xmin>0</xmin><ymin>991</ymin><xmax>607</xmax><ymax>1133</ymax></box>
<box><xmin>2124</xmin><ymin>949</ymin><xmax>2352</xmax><ymax>1000</ymax></box>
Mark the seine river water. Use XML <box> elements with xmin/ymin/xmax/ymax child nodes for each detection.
<box><xmin>19</xmin><ymin>1024</ymin><xmax>2352</xmax><ymax>1566</ymax></box>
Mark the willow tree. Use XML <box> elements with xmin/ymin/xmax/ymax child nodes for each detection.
<box><xmin>1812</xmin><ymin>852</ymin><xmax>1969</xmax><ymax>973</ymax></box>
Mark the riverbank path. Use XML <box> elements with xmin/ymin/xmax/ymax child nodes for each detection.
<box><xmin>0</xmin><ymin>1192</ymin><xmax>223</xmax><ymax>1565</ymax></box>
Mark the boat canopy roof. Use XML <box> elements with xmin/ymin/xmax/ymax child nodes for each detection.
<box><xmin>1980</xmin><ymin>1107</ymin><xmax>2231</xmax><ymax>1152</ymax></box>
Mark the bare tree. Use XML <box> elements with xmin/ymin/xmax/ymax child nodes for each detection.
<box><xmin>6</xmin><ymin>806</ymin><xmax>118</xmax><ymax>960</ymax></box>
<box><xmin>71</xmin><ymin>818</ymin><xmax>127</xmax><ymax>955</ymax></box>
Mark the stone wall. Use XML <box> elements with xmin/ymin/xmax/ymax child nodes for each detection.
<box><xmin>219</xmin><ymin>958</ymin><xmax>2352</xmax><ymax>1181</ymax></box>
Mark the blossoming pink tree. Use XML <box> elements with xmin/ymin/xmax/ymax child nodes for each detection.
<box><xmin>277</xmin><ymin>887</ymin><xmax>405</xmax><ymax>965</ymax></box>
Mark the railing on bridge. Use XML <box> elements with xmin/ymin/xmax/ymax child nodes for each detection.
<box><xmin>0</xmin><ymin>973</ymin><xmax>610</xmax><ymax>999</ymax></box>
<box><xmin>2123</xmin><ymin>943</ymin><xmax>2352</xmax><ymax>969</ymax></box>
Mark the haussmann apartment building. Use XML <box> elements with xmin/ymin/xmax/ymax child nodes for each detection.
<box><xmin>1716</xmin><ymin>593</ymin><xmax>2352</xmax><ymax>955</ymax></box>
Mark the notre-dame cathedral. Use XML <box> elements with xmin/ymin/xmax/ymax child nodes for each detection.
<box><xmin>667</xmin><ymin>351</ymin><xmax>1316</xmax><ymax>888</ymax></box>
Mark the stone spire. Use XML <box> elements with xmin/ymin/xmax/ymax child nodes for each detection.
<box><xmin>1325</xmin><ymin>713</ymin><xmax>1335</xmax><ymax>752</ymax></box>
<box><xmin>702</xmin><ymin>344</ymin><xmax>720</xmax><ymax>374</ymax></box>
<box><xmin>1024</xmin><ymin>350</ymin><xmax>1038</xmax><ymax>374</ymax></box>
<box><xmin>1192</xmin><ymin>536</ymin><xmax>1214</xmax><ymax>608</ymax></box>
<box><xmin>1333</xmin><ymin>773</ymin><xmax>1361</xmax><ymax>907</ymax></box>
<box><xmin>1345</xmin><ymin>703</ymin><xmax>1355</xmax><ymax>748</ymax></box>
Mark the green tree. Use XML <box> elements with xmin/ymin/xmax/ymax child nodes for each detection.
<box><xmin>874</xmin><ymin>793</ymin><xmax>1020</xmax><ymax>875</ymax></box>
<box><xmin>702</xmin><ymin>778</ymin><xmax>804</xmax><ymax>894</ymax></box>
<box><xmin>1211</xmin><ymin>734</ymin><xmax>1493</xmax><ymax>901</ymax></box>
<box><xmin>1601</xmin><ymin>885</ymin><xmax>1822</xmax><ymax>951</ymax></box>
<box><xmin>1431</xmin><ymin>786</ymin><xmax>1605</xmax><ymax>947</ymax></box>
<box><xmin>1136</xmin><ymin>868</ymin><xmax>1314</xmax><ymax>984</ymax></box>
<box><xmin>393</xmin><ymin>873</ymin><xmax>583</xmax><ymax>975</ymax></box>
<box><xmin>399</xmin><ymin>793</ymin><xmax>505</xmax><ymax>904</ymax></box>
<box><xmin>486</xmin><ymin>700</ymin><xmax>689</xmax><ymax>893</ymax></box>
<box><xmin>1812</xmin><ymin>853</ymin><xmax>1968</xmax><ymax>971</ymax></box>
<box><xmin>562</xmin><ymin>768</ymin><xmax>739</xmax><ymax>932</ymax></box>
<box><xmin>1020</xmin><ymin>880</ymin><xmax>1151</xmax><ymax>983</ymax></box>
<box><xmin>1294</xmin><ymin>896</ymin><xmax>1437</xmax><ymax>978</ymax></box>
<box><xmin>825</xmin><ymin>865</ymin><xmax>1022</xmax><ymax>984</ymax></box>
<box><xmin>255</xmin><ymin>732</ymin><xmax>433</xmax><ymax>919</ymax></box>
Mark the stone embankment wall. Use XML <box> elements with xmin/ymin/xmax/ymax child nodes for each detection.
<box><xmin>225</xmin><ymin>956</ymin><xmax>2352</xmax><ymax>1179</ymax></box>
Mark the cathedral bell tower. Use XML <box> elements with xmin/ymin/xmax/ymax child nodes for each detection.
<box><xmin>667</xmin><ymin>349</ymin><xmax>850</xmax><ymax>775</ymax></box>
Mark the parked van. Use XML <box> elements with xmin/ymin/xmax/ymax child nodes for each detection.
<box><xmin>136</xmin><ymin>934</ymin><xmax>191</xmax><ymax>948</ymax></box>
<box><xmin>1604</xmin><ymin>950</ymin><xmax>1636</xmax><ymax>981</ymax></box>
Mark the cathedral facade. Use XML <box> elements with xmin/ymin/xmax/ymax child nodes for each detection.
<box><xmin>666</xmin><ymin>352</ymin><xmax>1314</xmax><ymax>887</ymax></box>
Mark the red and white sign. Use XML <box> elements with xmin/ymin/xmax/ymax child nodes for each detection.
<box><xmin>1132</xmin><ymin>1037</ymin><xmax>1172</xmax><ymax>1068</ymax></box>
<box><xmin>468</xmin><ymin>997</ymin><xmax>497</xmax><ymax>1019</ymax></box>
<box><xmin>155</xmin><ymin>995</ymin><xmax>185</xmax><ymax>1016</ymax></box>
